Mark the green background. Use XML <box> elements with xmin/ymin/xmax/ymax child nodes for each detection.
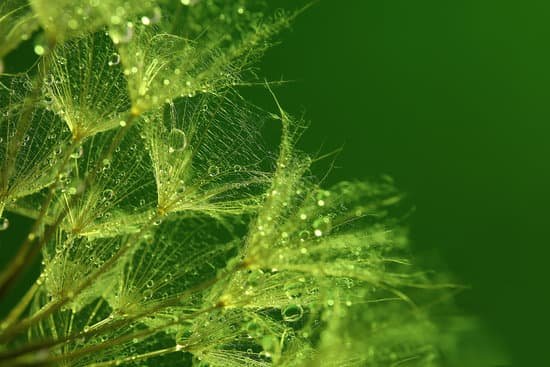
<box><xmin>2</xmin><ymin>1</ymin><xmax>548</xmax><ymax>365</ymax></box>
<box><xmin>255</xmin><ymin>0</ymin><xmax>549</xmax><ymax>365</ymax></box>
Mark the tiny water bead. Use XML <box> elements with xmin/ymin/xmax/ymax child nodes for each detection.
<box><xmin>299</xmin><ymin>230</ymin><xmax>310</xmax><ymax>242</ymax></box>
<box><xmin>102</xmin><ymin>189</ymin><xmax>115</xmax><ymax>201</ymax></box>
<box><xmin>168</xmin><ymin>128</ymin><xmax>187</xmax><ymax>153</ymax></box>
<box><xmin>208</xmin><ymin>165</ymin><xmax>220</xmax><ymax>177</ymax></box>
<box><xmin>312</xmin><ymin>216</ymin><xmax>332</xmax><ymax>237</ymax></box>
<box><xmin>70</xmin><ymin>146</ymin><xmax>84</xmax><ymax>159</ymax></box>
<box><xmin>108</xmin><ymin>53</ymin><xmax>121</xmax><ymax>66</ymax></box>
<box><xmin>34</xmin><ymin>44</ymin><xmax>46</xmax><ymax>56</ymax></box>
<box><xmin>141</xmin><ymin>16</ymin><xmax>151</xmax><ymax>26</ymax></box>
<box><xmin>0</xmin><ymin>217</ymin><xmax>9</xmax><ymax>231</ymax></box>
<box><xmin>180</xmin><ymin>0</ymin><xmax>199</xmax><ymax>5</ymax></box>
<box><xmin>281</xmin><ymin>304</ymin><xmax>303</xmax><ymax>322</ymax></box>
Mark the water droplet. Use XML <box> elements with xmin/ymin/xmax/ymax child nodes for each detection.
<box><xmin>102</xmin><ymin>189</ymin><xmax>115</xmax><ymax>201</ymax></box>
<box><xmin>282</xmin><ymin>304</ymin><xmax>303</xmax><ymax>322</ymax></box>
<box><xmin>312</xmin><ymin>216</ymin><xmax>331</xmax><ymax>237</ymax></box>
<box><xmin>299</xmin><ymin>230</ymin><xmax>310</xmax><ymax>242</ymax></box>
<box><xmin>141</xmin><ymin>16</ymin><xmax>151</xmax><ymax>25</ymax></box>
<box><xmin>70</xmin><ymin>146</ymin><xmax>84</xmax><ymax>159</ymax></box>
<box><xmin>143</xmin><ymin>289</ymin><xmax>153</xmax><ymax>299</ymax></box>
<box><xmin>146</xmin><ymin>279</ymin><xmax>154</xmax><ymax>288</ymax></box>
<box><xmin>0</xmin><ymin>217</ymin><xmax>9</xmax><ymax>231</ymax></box>
<box><xmin>34</xmin><ymin>44</ymin><xmax>46</xmax><ymax>56</ymax></box>
<box><xmin>208</xmin><ymin>165</ymin><xmax>220</xmax><ymax>177</ymax></box>
<box><xmin>108</xmin><ymin>53</ymin><xmax>121</xmax><ymax>66</ymax></box>
<box><xmin>168</xmin><ymin>128</ymin><xmax>187</xmax><ymax>153</ymax></box>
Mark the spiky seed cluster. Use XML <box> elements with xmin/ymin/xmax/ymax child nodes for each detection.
<box><xmin>0</xmin><ymin>1</ymin><xmax>458</xmax><ymax>366</ymax></box>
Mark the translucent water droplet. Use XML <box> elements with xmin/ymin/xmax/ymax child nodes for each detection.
<box><xmin>102</xmin><ymin>189</ymin><xmax>115</xmax><ymax>201</ymax></box>
<box><xmin>312</xmin><ymin>216</ymin><xmax>331</xmax><ymax>237</ymax></box>
<box><xmin>102</xmin><ymin>159</ymin><xmax>111</xmax><ymax>168</ymax></box>
<box><xmin>34</xmin><ymin>44</ymin><xmax>46</xmax><ymax>56</ymax></box>
<box><xmin>299</xmin><ymin>230</ymin><xmax>310</xmax><ymax>242</ymax></box>
<box><xmin>282</xmin><ymin>304</ymin><xmax>303</xmax><ymax>322</ymax></box>
<box><xmin>108</xmin><ymin>53</ymin><xmax>121</xmax><ymax>66</ymax></box>
<box><xmin>208</xmin><ymin>165</ymin><xmax>220</xmax><ymax>177</ymax></box>
<box><xmin>168</xmin><ymin>128</ymin><xmax>187</xmax><ymax>153</ymax></box>
<box><xmin>143</xmin><ymin>289</ymin><xmax>153</xmax><ymax>299</ymax></box>
<box><xmin>146</xmin><ymin>279</ymin><xmax>154</xmax><ymax>288</ymax></box>
<box><xmin>0</xmin><ymin>217</ymin><xmax>9</xmax><ymax>231</ymax></box>
<box><xmin>141</xmin><ymin>16</ymin><xmax>151</xmax><ymax>25</ymax></box>
<box><xmin>70</xmin><ymin>146</ymin><xmax>84</xmax><ymax>159</ymax></box>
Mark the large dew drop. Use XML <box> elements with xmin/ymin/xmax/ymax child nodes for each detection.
<box><xmin>168</xmin><ymin>128</ymin><xmax>187</xmax><ymax>153</ymax></box>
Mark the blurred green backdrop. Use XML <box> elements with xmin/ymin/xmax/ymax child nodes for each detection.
<box><xmin>254</xmin><ymin>0</ymin><xmax>549</xmax><ymax>365</ymax></box>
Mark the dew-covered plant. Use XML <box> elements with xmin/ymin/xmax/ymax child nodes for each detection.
<box><xmin>0</xmin><ymin>1</ymin><xmax>460</xmax><ymax>366</ymax></box>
